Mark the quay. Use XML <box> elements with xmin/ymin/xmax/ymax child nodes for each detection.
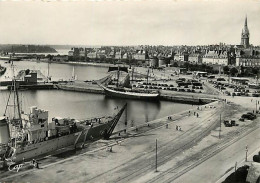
<box><xmin>56</xmin><ymin>81</ymin><xmax>218</xmax><ymax>105</ymax></box>
<box><xmin>2</xmin><ymin>95</ymin><xmax>259</xmax><ymax>183</ymax></box>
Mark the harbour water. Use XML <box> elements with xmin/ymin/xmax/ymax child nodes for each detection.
<box><xmin>0</xmin><ymin>60</ymin><xmax>108</xmax><ymax>81</ymax></box>
<box><xmin>0</xmin><ymin>60</ymin><xmax>193</xmax><ymax>131</ymax></box>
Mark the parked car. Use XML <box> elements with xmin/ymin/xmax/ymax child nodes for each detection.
<box><xmin>247</xmin><ymin>112</ymin><xmax>257</xmax><ymax>119</ymax></box>
<box><xmin>231</xmin><ymin>120</ymin><xmax>238</xmax><ymax>126</ymax></box>
<box><xmin>224</xmin><ymin>120</ymin><xmax>232</xmax><ymax>127</ymax></box>
<box><xmin>239</xmin><ymin>118</ymin><xmax>245</xmax><ymax>122</ymax></box>
<box><xmin>241</xmin><ymin>113</ymin><xmax>256</xmax><ymax>120</ymax></box>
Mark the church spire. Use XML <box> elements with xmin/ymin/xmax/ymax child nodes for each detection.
<box><xmin>245</xmin><ymin>15</ymin><xmax>247</xmax><ymax>27</ymax></box>
<box><xmin>241</xmin><ymin>15</ymin><xmax>250</xmax><ymax>48</ymax></box>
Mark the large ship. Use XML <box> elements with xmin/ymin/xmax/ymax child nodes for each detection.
<box><xmin>0</xmin><ymin>104</ymin><xmax>126</xmax><ymax>168</ymax></box>
<box><xmin>98</xmin><ymin>84</ymin><xmax>159</xmax><ymax>100</ymax></box>
<box><xmin>0</xmin><ymin>65</ymin><xmax>127</xmax><ymax>168</ymax></box>
<box><xmin>98</xmin><ymin>66</ymin><xmax>160</xmax><ymax>100</ymax></box>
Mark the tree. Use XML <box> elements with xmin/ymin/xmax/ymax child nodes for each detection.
<box><xmin>252</xmin><ymin>67</ymin><xmax>259</xmax><ymax>75</ymax></box>
<box><xmin>173</xmin><ymin>62</ymin><xmax>179</xmax><ymax>67</ymax></box>
<box><xmin>183</xmin><ymin>62</ymin><xmax>190</xmax><ymax>70</ymax></box>
<box><xmin>25</xmin><ymin>69</ymin><xmax>30</xmax><ymax>75</ymax></box>
<box><xmin>230</xmin><ymin>67</ymin><xmax>238</xmax><ymax>76</ymax></box>
<box><xmin>223</xmin><ymin>66</ymin><xmax>230</xmax><ymax>75</ymax></box>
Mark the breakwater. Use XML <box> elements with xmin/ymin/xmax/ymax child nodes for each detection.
<box><xmin>160</xmin><ymin>94</ymin><xmax>218</xmax><ymax>105</ymax></box>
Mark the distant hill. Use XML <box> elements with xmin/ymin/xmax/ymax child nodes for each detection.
<box><xmin>0</xmin><ymin>44</ymin><xmax>57</xmax><ymax>53</ymax></box>
<box><xmin>48</xmin><ymin>45</ymin><xmax>101</xmax><ymax>50</ymax></box>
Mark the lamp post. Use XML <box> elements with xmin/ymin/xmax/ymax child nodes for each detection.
<box><xmin>256</xmin><ymin>100</ymin><xmax>258</xmax><ymax>114</ymax></box>
<box><xmin>155</xmin><ymin>139</ymin><xmax>158</xmax><ymax>172</ymax></box>
<box><xmin>245</xmin><ymin>145</ymin><xmax>248</xmax><ymax>162</ymax></box>
<box><xmin>219</xmin><ymin>114</ymin><xmax>221</xmax><ymax>139</ymax></box>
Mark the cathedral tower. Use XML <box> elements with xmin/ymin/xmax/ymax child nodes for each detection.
<box><xmin>241</xmin><ymin>16</ymin><xmax>250</xmax><ymax>48</ymax></box>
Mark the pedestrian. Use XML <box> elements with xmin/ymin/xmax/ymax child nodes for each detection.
<box><xmin>176</xmin><ymin>125</ymin><xmax>178</xmax><ymax>130</ymax></box>
<box><xmin>179</xmin><ymin>127</ymin><xmax>181</xmax><ymax>131</ymax></box>
<box><xmin>251</xmin><ymin>99</ymin><xmax>253</xmax><ymax>102</ymax></box>
<box><xmin>197</xmin><ymin>113</ymin><xmax>199</xmax><ymax>118</ymax></box>
<box><xmin>194</xmin><ymin>112</ymin><xmax>196</xmax><ymax>116</ymax></box>
<box><xmin>36</xmin><ymin>161</ymin><xmax>39</xmax><ymax>169</ymax></box>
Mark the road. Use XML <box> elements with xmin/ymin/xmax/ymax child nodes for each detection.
<box><xmin>174</xmin><ymin>124</ymin><xmax>260</xmax><ymax>183</ymax></box>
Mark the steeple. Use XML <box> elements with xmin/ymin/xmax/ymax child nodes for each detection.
<box><xmin>243</xmin><ymin>15</ymin><xmax>249</xmax><ymax>35</ymax></box>
<box><xmin>241</xmin><ymin>15</ymin><xmax>250</xmax><ymax>48</ymax></box>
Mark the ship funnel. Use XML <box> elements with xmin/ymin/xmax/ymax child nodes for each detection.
<box><xmin>0</xmin><ymin>117</ymin><xmax>10</xmax><ymax>144</ymax></box>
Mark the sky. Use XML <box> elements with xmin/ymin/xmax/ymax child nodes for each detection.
<box><xmin>0</xmin><ymin>0</ymin><xmax>259</xmax><ymax>46</ymax></box>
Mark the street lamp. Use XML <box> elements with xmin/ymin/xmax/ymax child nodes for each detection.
<box><xmin>245</xmin><ymin>145</ymin><xmax>248</xmax><ymax>162</ymax></box>
<box><xmin>219</xmin><ymin>114</ymin><xmax>221</xmax><ymax>139</ymax></box>
<box><xmin>256</xmin><ymin>100</ymin><xmax>258</xmax><ymax>114</ymax></box>
<box><xmin>155</xmin><ymin>139</ymin><xmax>158</xmax><ymax>172</ymax></box>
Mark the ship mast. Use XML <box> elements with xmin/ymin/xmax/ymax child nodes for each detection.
<box><xmin>117</xmin><ymin>66</ymin><xmax>120</xmax><ymax>87</ymax></box>
<box><xmin>4</xmin><ymin>59</ymin><xmax>22</xmax><ymax>128</ymax></box>
<box><xmin>146</xmin><ymin>68</ymin><xmax>149</xmax><ymax>84</ymax></box>
<box><xmin>47</xmin><ymin>60</ymin><xmax>50</xmax><ymax>82</ymax></box>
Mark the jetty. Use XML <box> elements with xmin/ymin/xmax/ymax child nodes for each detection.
<box><xmin>56</xmin><ymin>81</ymin><xmax>218</xmax><ymax>105</ymax></box>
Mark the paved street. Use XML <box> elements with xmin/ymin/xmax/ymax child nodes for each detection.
<box><xmin>175</xmin><ymin>124</ymin><xmax>260</xmax><ymax>183</ymax></box>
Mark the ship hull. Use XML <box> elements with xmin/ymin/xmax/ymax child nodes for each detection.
<box><xmin>12</xmin><ymin>132</ymin><xmax>84</xmax><ymax>163</ymax></box>
<box><xmin>101</xmin><ymin>85</ymin><xmax>159</xmax><ymax>100</ymax></box>
<box><xmin>7</xmin><ymin>104</ymin><xmax>126</xmax><ymax>164</ymax></box>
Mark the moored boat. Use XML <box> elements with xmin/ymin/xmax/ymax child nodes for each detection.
<box><xmin>0</xmin><ymin>104</ymin><xmax>126</xmax><ymax>168</ymax></box>
<box><xmin>99</xmin><ymin>84</ymin><xmax>159</xmax><ymax>100</ymax></box>
<box><xmin>0</xmin><ymin>63</ymin><xmax>127</xmax><ymax>168</ymax></box>
<box><xmin>98</xmin><ymin>66</ymin><xmax>160</xmax><ymax>100</ymax></box>
<box><xmin>0</xmin><ymin>65</ymin><xmax>6</xmax><ymax>76</ymax></box>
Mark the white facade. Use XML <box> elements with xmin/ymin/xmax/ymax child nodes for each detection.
<box><xmin>236</xmin><ymin>57</ymin><xmax>260</xmax><ymax>66</ymax></box>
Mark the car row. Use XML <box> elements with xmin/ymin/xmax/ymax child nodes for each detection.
<box><xmin>239</xmin><ymin>112</ymin><xmax>257</xmax><ymax>121</ymax></box>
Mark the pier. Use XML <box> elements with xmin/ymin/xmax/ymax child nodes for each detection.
<box><xmin>56</xmin><ymin>81</ymin><xmax>218</xmax><ymax>105</ymax></box>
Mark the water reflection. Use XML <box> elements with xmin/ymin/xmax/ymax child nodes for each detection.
<box><xmin>0</xmin><ymin>60</ymin><xmax>193</xmax><ymax>131</ymax></box>
<box><xmin>0</xmin><ymin>90</ymin><xmax>192</xmax><ymax>131</ymax></box>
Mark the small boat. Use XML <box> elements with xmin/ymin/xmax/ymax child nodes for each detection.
<box><xmin>0</xmin><ymin>65</ymin><xmax>6</xmax><ymax>76</ymax></box>
<box><xmin>0</xmin><ymin>56</ymin><xmax>21</xmax><ymax>61</ymax></box>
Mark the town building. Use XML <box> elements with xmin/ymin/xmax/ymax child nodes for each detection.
<box><xmin>235</xmin><ymin>48</ymin><xmax>260</xmax><ymax>66</ymax></box>
<box><xmin>188</xmin><ymin>53</ymin><xmax>202</xmax><ymax>63</ymax></box>
<box><xmin>202</xmin><ymin>50</ymin><xmax>229</xmax><ymax>66</ymax></box>
<box><xmin>133</xmin><ymin>50</ymin><xmax>147</xmax><ymax>61</ymax></box>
